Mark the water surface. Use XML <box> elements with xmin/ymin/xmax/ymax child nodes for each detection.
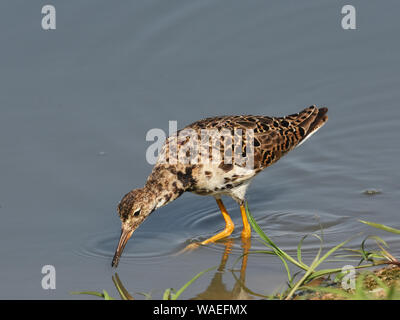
<box><xmin>0</xmin><ymin>0</ymin><xmax>399</xmax><ymax>299</ymax></box>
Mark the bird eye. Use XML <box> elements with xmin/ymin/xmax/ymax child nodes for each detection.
<box><xmin>133</xmin><ymin>209</ymin><xmax>141</xmax><ymax>217</ymax></box>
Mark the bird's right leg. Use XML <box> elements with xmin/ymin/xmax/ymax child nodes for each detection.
<box><xmin>201</xmin><ymin>198</ymin><xmax>235</xmax><ymax>245</ymax></box>
<box><xmin>178</xmin><ymin>198</ymin><xmax>235</xmax><ymax>254</ymax></box>
<box><xmin>239</xmin><ymin>202</ymin><xmax>251</xmax><ymax>239</ymax></box>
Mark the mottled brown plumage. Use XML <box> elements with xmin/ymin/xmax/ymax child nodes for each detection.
<box><xmin>112</xmin><ymin>105</ymin><xmax>328</xmax><ymax>267</ymax></box>
<box><xmin>178</xmin><ymin>105</ymin><xmax>328</xmax><ymax>171</ymax></box>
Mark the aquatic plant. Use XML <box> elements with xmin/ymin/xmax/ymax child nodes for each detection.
<box><xmin>71</xmin><ymin>267</ymin><xmax>215</xmax><ymax>300</ymax></box>
<box><xmin>244</xmin><ymin>202</ymin><xmax>398</xmax><ymax>299</ymax></box>
<box><xmin>72</xmin><ymin>206</ymin><xmax>400</xmax><ymax>300</ymax></box>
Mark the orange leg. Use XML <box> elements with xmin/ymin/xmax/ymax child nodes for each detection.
<box><xmin>239</xmin><ymin>237</ymin><xmax>251</xmax><ymax>283</ymax></box>
<box><xmin>240</xmin><ymin>203</ymin><xmax>251</xmax><ymax>239</ymax></box>
<box><xmin>201</xmin><ymin>198</ymin><xmax>235</xmax><ymax>245</ymax></box>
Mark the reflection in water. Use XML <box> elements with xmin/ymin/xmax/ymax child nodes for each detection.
<box><xmin>112</xmin><ymin>273</ymin><xmax>134</xmax><ymax>300</ymax></box>
<box><xmin>191</xmin><ymin>238</ymin><xmax>253</xmax><ymax>300</ymax></box>
<box><xmin>109</xmin><ymin>238</ymin><xmax>255</xmax><ymax>300</ymax></box>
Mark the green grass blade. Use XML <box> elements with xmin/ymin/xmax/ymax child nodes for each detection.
<box><xmin>285</xmin><ymin>235</ymin><xmax>324</xmax><ymax>299</ymax></box>
<box><xmin>70</xmin><ymin>291</ymin><xmax>106</xmax><ymax>298</ymax></box>
<box><xmin>353</xmin><ymin>273</ymin><xmax>368</xmax><ymax>300</ymax></box>
<box><xmin>70</xmin><ymin>290</ymin><xmax>116</xmax><ymax>300</ymax></box>
<box><xmin>163</xmin><ymin>288</ymin><xmax>172</xmax><ymax>300</ymax></box>
<box><xmin>135</xmin><ymin>291</ymin><xmax>153</xmax><ymax>300</ymax></box>
<box><xmin>314</xmin><ymin>238</ymin><xmax>352</xmax><ymax>270</ymax></box>
<box><xmin>286</xmin><ymin>236</ymin><xmax>352</xmax><ymax>300</ymax></box>
<box><xmin>245</xmin><ymin>202</ymin><xmax>282</xmax><ymax>254</ymax></box>
<box><xmin>102</xmin><ymin>290</ymin><xmax>113</xmax><ymax>300</ymax></box>
<box><xmin>245</xmin><ymin>202</ymin><xmax>308</xmax><ymax>270</ymax></box>
<box><xmin>171</xmin><ymin>266</ymin><xmax>216</xmax><ymax>300</ymax></box>
<box><xmin>112</xmin><ymin>273</ymin><xmax>134</xmax><ymax>300</ymax></box>
<box><xmin>276</xmin><ymin>252</ymin><xmax>292</xmax><ymax>284</ymax></box>
<box><xmin>309</xmin><ymin>261</ymin><xmax>386</xmax><ymax>281</ymax></box>
<box><xmin>297</xmin><ymin>235</ymin><xmax>307</xmax><ymax>266</ymax></box>
<box><xmin>359</xmin><ymin>220</ymin><xmax>400</xmax><ymax>235</ymax></box>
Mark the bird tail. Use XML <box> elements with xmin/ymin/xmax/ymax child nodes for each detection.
<box><xmin>296</xmin><ymin>106</ymin><xmax>328</xmax><ymax>147</ymax></box>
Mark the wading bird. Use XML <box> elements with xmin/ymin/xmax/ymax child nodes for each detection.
<box><xmin>112</xmin><ymin>106</ymin><xmax>328</xmax><ymax>267</ymax></box>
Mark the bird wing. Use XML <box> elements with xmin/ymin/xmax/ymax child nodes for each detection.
<box><xmin>158</xmin><ymin>106</ymin><xmax>328</xmax><ymax>170</ymax></box>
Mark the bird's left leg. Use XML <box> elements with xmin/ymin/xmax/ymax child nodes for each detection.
<box><xmin>239</xmin><ymin>202</ymin><xmax>251</xmax><ymax>239</ymax></box>
<box><xmin>178</xmin><ymin>198</ymin><xmax>235</xmax><ymax>253</ymax></box>
<box><xmin>200</xmin><ymin>198</ymin><xmax>235</xmax><ymax>245</ymax></box>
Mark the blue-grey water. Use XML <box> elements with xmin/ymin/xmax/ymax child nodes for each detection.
<box><xmin>0</xmin><ymin>0</ymin><xmax>399</xmax><ymax>299</ymax></box>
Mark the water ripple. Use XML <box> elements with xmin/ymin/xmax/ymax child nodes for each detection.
<box><xmin>75</xmin><ymin>230</ymin><xmax>186</xmax><ymax>264</ymax></box>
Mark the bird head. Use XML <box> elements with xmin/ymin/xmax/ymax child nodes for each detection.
<box><xmin>111</xmin><ymin>188</ymin><xmax>155</xmax><ymax>267</ymax></box>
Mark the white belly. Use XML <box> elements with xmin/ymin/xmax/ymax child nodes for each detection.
<box><xmin>191</xmin><ymin>163</ymin><xmax>256</xmax><ymax>202</ymax></box>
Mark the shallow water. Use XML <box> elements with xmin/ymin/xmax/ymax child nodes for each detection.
<box><xmin>0</xmin><ymin>0</ymin><xmax>399</xmax><ymax>299</ymax></box>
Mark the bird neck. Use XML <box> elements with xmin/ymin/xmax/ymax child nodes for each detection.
<box><xmin>144</xmin><ymin>164</ymin><xmax>192</xmax><ymax>210</ymax></box>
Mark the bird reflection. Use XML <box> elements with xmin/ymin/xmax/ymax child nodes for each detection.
<box><xmin>110</xmin><ymin>238</ymin><xmax>254</xmax><ymax>300</ymax></box>
<box><xmin>190</xmin><ymin>238</ymin><xmax>253</xmax><ymax>300</ymax></box>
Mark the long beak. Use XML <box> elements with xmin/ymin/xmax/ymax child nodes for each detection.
<box><xmin>112</xmin><ymin>228</ymin><xmax>134</xmax><ymax>268</ymax></box>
